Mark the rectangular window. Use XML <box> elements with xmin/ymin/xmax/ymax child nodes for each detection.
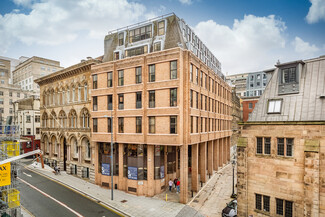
<box><xmin>35</xmin><ymin>115</ymin><xmax>40</xmax><ymax>123</ymax></box>
<box><xmin>196</xmin><ymin>68</ymin><xmax>198</xmax><ymax>84</ymax></box>
<box><xmin>107</xmin><ymin>117</ymin><xmax>112</xmax><ymax>133</ymax></box>
<box><xmin>118</xmin><ymin>117</ymin><xmax>124</xmax><ymax>133</ymax></box>
<box><xmin>27</xmin><ymin>128</ymin><xmax>31</xmax><ymax>135</ymax></box>
<box><xmin>107</xmin><ymin>95</ymin><xmax>113</xmax><ymax>110</ymax></box>
<box><xmin>170</xmin><ymin>61</ymin><xmax>177</xmax><ymax>79</ymax></box>
<box><xmin>277</xmin><ymin>138</ymin><xmax>285</xmax><ymax>156</ymax></box>
<box><xmin>285</xmin><ymin>201</ymin><xmax>293</xmax><ymax>217</ymax></box>
<box><xmin>256</xmin><ymin>194</ymin><xmax>262</xmax><ymax>210</ymax></box>
<box><xmin>170</xmin><ymin>88</ymin><xmax>177</xmax><ymax>107</ymax></box>
<box><xmin>276</xmin><ymin>199</ymin><xmax>284</xmax><ymax>215</ymax></box>
<box><xmin>93</xmin><ymin>96</ymin><xmax>98</xmax><ymax>111</ymax></box>
<box><xmin>136</xmin><ymin>117</ymin><xmax>142</xmax><ymax>133</ymax></box>
<box><xmin>136</xmin><ymin>92</ymin><xmax>142</xmax><ymax>109</ymax></box>
<box><xmin>107</xmin><ymin>72</ymin><xmax>112</xmax><ymax>87</ymax></box>
<box><xmin>149</xmin><ymin>65</ymin><xmax>155</xmax><ymax>82</ymax></box>
<box><xmin>200</xmin><ymin>71</ymin><xmax>203</xmax><ymax>87</ymax></box>
<box><xmin>36</xmin><ymin>128</ymin><xmax>40</xmax><ymax>134</ymax></box>
<box><xmin>196</xmin><ymin>117</ymin><xmax>199</xmax><ymax>133</ymax></box>
<box><xmin>118</xmin><ymin>32</ymin><xmax>124</xmax><ymax>46</ymax></box>
<box><xmin>249</xmin><ymin>102</ymin><xmax>253</xmax><ymax>109</ymax></box>
<box><xmin>125</xmin><ymin>45</ymin><xmax>148</xmax><ymax>57</ymax></box>
<box><xmin>256</xmin><ymin>137</ymin><xmax>263</xmax><ymax>154</ymax></box>
<box><xmin>286</xmin><ymin>138</ymin><xmax>293</xmax><ymax>157</ymax></box>
<box><xmin>268</xmin><ymin>99</ymin><xmax>282</xmax><ymax>113</ymax></box>
<box><xmin>154</xmin><ymin>42</ymin><xmax>161</xmax><ymax>52</ymax></box>
<box><xmin>200</xmin><ymin>94</ymin><xmax>203</xmax><ymax>110</ymax></box>
<box><xmin>263</xmin><ymin>195</ymin><xmax>270</xmax><ymax>212</ymax></box>
<box><xmin>149</xmin><ymin>90</ymin><xmax>155</xmax><ymax>108</ymax></box>
<box><xmin>149</xmin><ymin>117</ymin><xmax>155</xmax><ymax>133</ymax></box>
<box><xmin>118</xmin><ymin>94</ymin><xmax>124</xmax><ymax>110</ymax></box>
<box><xmin>282</xmin><ymin>67</ymin><xmax>296</xmax><ymax>84</ymax></box>
<box><xmin>118</xmin><ymin>70</ymin><xmax>124</xmax><ymax>86</ymax></box>
<box><xmin>170</xmin><ymin>116</ymin><xmax>177</xmax><ymax>134</ymax></box>
<box><xmin>196</xmin><ymin>92</ymin><xmax>199</xmax><ymax>108</ymax></box>
<box><xmin>191</xmin><ymin>116</ymin><xmax>193</xmax><ymax>133</ymax></box>
<box><xmin>93</xmin><ymin>75</ymin><xmax>97</xmax><ymax>89</ymax></box>
<box><xmin>190</xmin><ymin>64</ymin><xmax>193</xmax><ymax>82</ymax></box>
<box><xmin>264</xmin><ymin>137</ymin><xmax>271</xmax><ymax>155</ymax></box>
<box><xmin>158</xmin><ymin>21</ymin><xmax>165</xmax><ymax>36</ymax></box>
<box><xmin>93</xmin><ymin>118</ymin><xmax>98</xmax><ymax>132</ymax></box>
<box><xmin>135</xmin><ymin>67</ymin><xmax>142</xmax><ymax>84</ymax></box>
<box><xmin>129</xmin><ymin>25</ymin><xmax>152</xmax><ymax>43</ymax></box>
<box><xmin>190</xmin><ymin>90</ymin><xmax>193</xmax><ymax>108</ymax></box>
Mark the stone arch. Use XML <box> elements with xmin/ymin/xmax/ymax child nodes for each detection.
<box><xmin>80</xmin><ymin>107</ymin><xmax>90</xmax><ymax>128</ymax></box>
<box><xmin>69</xmin><ymin>135</ymin><xmax>78</xmax><ymax>158</ymax></box>
<box><xmin>68</xmin><ymin>109</ymin><xmax>77</xmax><ymax>128</ymax></box>
<box><xmin>80</xmin><ymin>136</ymin><xmax>91</xmax><ymax>160</ymax></box>
<box><xmin>42</xmin><ymin>134</ymin><xmax>49</xmax><ymax>153</ymax></box>
<box><xmin>58</xmin><ymin>110</ymin><xmax>67</xmax><ymax>128</ymax></box>
<box><xmin>49</xmin><ymin>110</ymin><xmax>57</xmax><ymax>128</ymax></box>
<box><xmin>50</xmin><ymin>134</ymin><xmax>58</xmax><ymax>155</ymax></box>
<box><xmin>42</xmin><ymin>112</ymin><xmax>48</xmax><ymax>128</ymax></box>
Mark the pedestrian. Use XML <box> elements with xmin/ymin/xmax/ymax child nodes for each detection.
<box><xmin>169</xmin><ymin>179</ymin><xmax>173</xmax><ymax>192</ymax></box>
<box><xmin>174</xmin><ymin>177</ymin><xmax>178</xmax><ymax>190</ymax></box>
<box><xmin>176</xmin><ymin>179</ymin><xmax>180</xmax><ymax>193</ymax></box>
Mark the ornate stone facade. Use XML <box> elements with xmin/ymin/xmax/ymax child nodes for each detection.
<box><xmin>35</xmin><ymin>59</ymin><xmax>101</xmax><ymax>182</ymax></box>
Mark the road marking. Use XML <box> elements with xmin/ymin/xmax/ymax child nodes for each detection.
<box><xmin>23</xmin><ymin>172</ymin><xmax>32</xmax><ymax>177</ymax></box>
<box><xmin>18</xmin><ymin>177</ymin><xmax>84</xmax><ymax>217</ymax></box>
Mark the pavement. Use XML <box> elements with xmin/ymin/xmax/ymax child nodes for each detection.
<box><xmin>22</xmin><ymin>160</ymin><xmax>234</xmax><ymax>217</ymax></box>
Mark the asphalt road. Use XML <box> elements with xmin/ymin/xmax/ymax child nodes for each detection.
<box><xmin>18</xmin><ymin>165</ymin><xmax>121</xmax><ymax>217</ymax></box>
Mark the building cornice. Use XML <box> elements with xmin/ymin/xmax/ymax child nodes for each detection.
<box><xmin>35</xmin><ymin>59</ymin><xmax>101</xmax><ymax>86</ymax></box>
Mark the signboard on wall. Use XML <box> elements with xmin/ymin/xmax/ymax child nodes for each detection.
<box><xmin>102</xmin><ymin>163</ymin><xmax>110</xmax><ymax>176</ymax></box>
<box><xmin>128</xmin><ymin>167</ymin><xmax>138</xmax><ymax>180</ymax></box>
<box><xmin>160</xmin><ymin>165</ymin><xmax>165</xmax><ymax>179</ymax></box>
<box><xmin>0</xmin><ymin>163</ymin><xmax>11</xmax><ymax>186</ymax></box>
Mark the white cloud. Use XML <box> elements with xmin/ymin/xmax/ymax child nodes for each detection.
<box><xmin>292</xmin><ymin>36</ymin><xmax>319</xmax><ymax>55</ymax></box>
<box><xmin>12</xmin><ymin>0</ymin><xmax>34</xmax><ymax>7</ymax></box>
<box><xmin>194</xmin><ymin>15</ymin><xmax>287</xmax><ymax>74</ymax></box>
<box><xmin>179</xmin><ymin>0</ymin><xmax>192</xmax><ymax>5</ymax></box>
<box><xmin>306</xmin><ymin>0</ymin><xmax>325</xmax><ymax>24</ymax></box>
<box><xmin>0</xmin><ymin>0</ymin><xmax>147</xmax><ymax>54</ymax></box>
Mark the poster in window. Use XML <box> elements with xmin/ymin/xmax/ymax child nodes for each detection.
<box><xmin>160</xmin><ymin>165</ymin><xmax>165</xmax><ymax>179</ymax></box>
<box><xmin>102</xmin><ymin>163</ymin><xmax>110</xmax><ymax>176</ymax></box>
<box><xmin>128</xmin><ymin>166</ymin><xmax>138</xmax><ymax>180</ymax></box>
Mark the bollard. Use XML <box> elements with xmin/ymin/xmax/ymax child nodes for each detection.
<box><xmin>191</xmin><ymin>190</ymin><xmax>194</xmax><ymax>197</ymax></box>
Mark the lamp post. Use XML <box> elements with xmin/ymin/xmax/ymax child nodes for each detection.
<box><xmin>231</xmin><ymin>159</ymin><xmax>236</xmax><ymax>198</ymax></box>
<box><xmin>104</xmin><ymin>110</ymin><xmax>113</xmax><ymax>200</ymax></box>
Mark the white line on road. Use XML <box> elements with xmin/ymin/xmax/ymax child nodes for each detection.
<box><xmin>23</xmin><ymin>172</ymin><xmax>32</xmax><ymax>177</ymax></box>
<box><xmin>18</xmin><ymin>177</ymin><xmax>84</xmax><ymax>217</ymax></box>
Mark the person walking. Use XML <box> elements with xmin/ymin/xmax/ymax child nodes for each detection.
<box><xmin>176</xmin><ymin>179</ymin><xmax>180</xmax><ymax>193</ymax></box>
<box><xmin>169</xmin><ymin>179</ymin><xmax>173</xmax><ymax>192</ymax></box>
<box><xmin>174</xmin><ymin>178</ymin><xmax>178</xmax><ymax>190</ymax></box>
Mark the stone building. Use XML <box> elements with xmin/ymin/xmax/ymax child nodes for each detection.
<box><xmin>237</xmin><ymin>55</ymin><xmax>325</xmax><ymax>216</ymax></box>
<box><xmin>231</xmin><ymin>87</ymin><xmax>241</xmax><ymax>149</ymax></box>
<box><xmin>35</xmin><ymin>58</ymin><xmax>100</xmax><ymax>182</ymax></box>
<box><xmin>226</xmin><ymin>73</ymin><xmax>248</xmax><ymax>97</ymax></box>
<box><xmin>91</xmin><ymin>13</ymin><xmax>232</xmax><ymax>203</ymax></box>
<box><xmin>13</xmin><ymin>56</ymin><xmax>63</xmax><ymax>93</ymax></box>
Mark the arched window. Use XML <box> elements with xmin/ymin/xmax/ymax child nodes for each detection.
<box><xmin>72</xmin><ymin>87</ymin><xmax>75</xmax><ymax>102</ymax></box>
<box><xmin>58</xmin><ymin>110</ymin><xmax>67</xmax><ymax>128</ymax></box>
<box><xmin>42</xmin><ymin>112</ymin><xmax>48</xmax><ymax>128</ymax></box>
<box><xmin>67</xmin><ymin>89</ymin><xmax>70</xmax><ymax>102</ymax></box>
<box><xmin>62</xmin><ymin>89</ymin><xmax>65</xmax><ymax>104</ymax></box>
<box><xmin>71</xmin><ymin>137</ymin><xmax>78</xmax><ymax>158</ymax></box>
<box><xmin>78</xmin><ymin>85</ymin><xmax>81</xmax><ymax>102</ymax></box>
<box><xmin>68</xmin><ymin>109</ymin><xmax>77</xmax><ymax>128</ymax></box>
<box><xmin>51</xmin><ymin>136</ymin><xmax>57</xmax><ymax>154</ymax></box>
<box><xmin>81</xmin><ymin>137</ymin><xmax>91</xmax><ymax>159</ymax></box>
<box><xmin>43</xmin><ymin>135</ymin><xmax>49</xmax><ymax>153</ymax></box>
<box><xmin>80</xmin><ymin>108</ymin><xmax>90</xmax><ymax>128</ymax></box>
<box><xmin>50</xmin><ymin>111</ymin><xmax>56</xmax><ymax>128</ymax></box>
<box><xmin>84</xmin><ymin>83</ymin><xmax>87</xmax><ymax>101</ymax></box>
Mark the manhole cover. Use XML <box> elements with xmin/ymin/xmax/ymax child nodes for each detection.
<box><xmin>121</xmin><ymin>200</ymin><xmax>127</xmax><ymax>203</ymax></box>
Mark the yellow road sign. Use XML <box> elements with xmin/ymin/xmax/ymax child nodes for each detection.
<box><xmin>0</xmin><ymin>162</ymin><xmax>11</xmax><ymax>186</ymax></box>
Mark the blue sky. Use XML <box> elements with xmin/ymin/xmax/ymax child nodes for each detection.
<box><xmin>0</xmin><ymin>0</ymin><xmax>324</xmax><ymax>74</ymax></box>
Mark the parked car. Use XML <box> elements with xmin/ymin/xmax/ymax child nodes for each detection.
<box><xmin>222</xmin><ymin>199</ymin><xmax>237</xmax><ymax>217</ymax></box>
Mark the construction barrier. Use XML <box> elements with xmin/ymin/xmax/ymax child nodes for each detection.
<box><xmin>2</xmin><ymin>189</ymin><xmax>20</xmax><ymax>208</ymax></box>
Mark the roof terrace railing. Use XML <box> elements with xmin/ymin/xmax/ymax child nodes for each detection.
<box><xmin>107</xmin><ymin>12</ymin><xmax>176</xmax><ymax>35</ymax></box>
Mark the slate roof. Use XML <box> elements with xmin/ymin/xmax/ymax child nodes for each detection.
<box><xmin>248</xmin><ymin>55</ymin><xmax>325</xmax><ymax>122</ymax></box>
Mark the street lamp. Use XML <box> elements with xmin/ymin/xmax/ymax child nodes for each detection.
<box><xmin>231</xmin><ymin>159</ymin><xmax>236</xmax><ymax>198</ymax></box>
<box><xmin>104</xmin><ymin>110</ymin><xmax>113</xmax><ymax>200</ymax></box>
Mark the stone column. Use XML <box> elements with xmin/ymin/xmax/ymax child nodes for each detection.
<box><xmin>207</xmin><ymin>140</ymin><xmax>213</xmax><ymax>176</ymax></box>
<box><xmin>147</xmin><ymin>145</ymin><xmax>155</xmax><ymax>196</ymax></box>
<box><xmin>199</xmin><ymin>142</ymin><xmax>207</xmax><ymax>183</ymax></box>
<box><xmin>191</xmin><ymin>144</ymin><xmax>199</xmax><ymax>192</ymax></box>
<box><xmin>218</xmin><ymin>138</ymin><xmax>223</xmax><ymax>168</ymax></box>
<box><xmin>304</xmin><ymin>139</ymin><xmax>320</xmax><ymax>217</ymax></box>
<box><xmin>237</xmin><ymin>137</ymin><xmax>248</xmax><ymax>217</ymax></box>
<box><xmin>180</xmin><ymin>145</ymin><xmax>188</xmax><ymax>204</ymax></box>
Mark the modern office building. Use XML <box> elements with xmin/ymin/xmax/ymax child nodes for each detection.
<box><xmin>238</xmin><ymin>55</ymin><xmax>325</xmax><ymax>216</ymax></box>
<box><xmin>35</xmin><ymin>58</ymin><xmax>100</xmax><ymax>182</ymax></box>
<box><xmin>13</xmin><ymin>56</ymin><xmax>63</xmax><ymax>93</ymax></box>
<box><xmin>226</xmin><ymin>73</ymin><xmax>248</xmax><ymax>97</ymax></box>
<box><xmin>91</xmin><ymin>13</ymin><xmax>232</xmax><ymax>203</ymax></box>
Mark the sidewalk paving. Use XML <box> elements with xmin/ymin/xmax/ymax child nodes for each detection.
<box><xmin>25</xmin><ymin>162</ymin><xmax>199</xmax><ymax>217</ymax></box>
<box><xmin>188</xmin><ymin>163</ymin><xmax>236</xmax><ymax>217</ymax></box>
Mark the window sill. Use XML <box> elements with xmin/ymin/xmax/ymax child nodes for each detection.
<box><xmin>254</xmin><ymin>209</ymin><xmax>270</xmax><ymax>216</ymax></box>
